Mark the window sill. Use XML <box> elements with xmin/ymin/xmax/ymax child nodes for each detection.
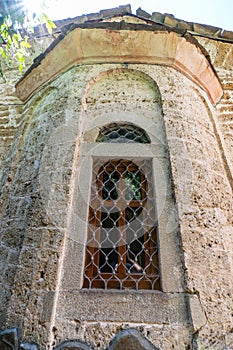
<box><xmin>58</xmin><ymin>289</ymin><xmax>190</xmax><ymax>325</ymax></box>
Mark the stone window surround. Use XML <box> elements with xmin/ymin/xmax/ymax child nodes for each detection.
<box><xmin>75</xmin><ymin>142</ymin><xmax>179</xmax><ymax>291</ymax></box>
<box><xmin>57</xmin><ymin>111</ymin><xmax>189</xmax><ymax>326</ymax></box>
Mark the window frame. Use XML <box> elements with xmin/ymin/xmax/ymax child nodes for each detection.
<box><xmin>78</xmin><ymin>142</ymin><xmax>173</xmax><ymax>291</ymax></box>
<box><xmin>83</xmin><ymin>158</ymin><xmax>161</xmax><ymax>290</ymax></box>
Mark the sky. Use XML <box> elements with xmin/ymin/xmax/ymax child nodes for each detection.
<box><xmin>25</xmin><ymin>0</ymin><xmax>233</xmax><ymax>32</ymax></box>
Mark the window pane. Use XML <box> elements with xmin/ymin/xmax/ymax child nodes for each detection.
<box><xmin>125</xmin><ymin>171</ymin><xmax>141</xmax><ymax>200</ymax></box>
<box><xmin>102</xmin><ymin>171</ymin><xmax>119</xmax><ymax>200</ymax></box>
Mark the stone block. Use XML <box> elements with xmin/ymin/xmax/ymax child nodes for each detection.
<box><xmin>86</xmin><ymin>13</ymin><xmax>103</xmax><ymax>22</ymax></box>
<box><xmin>108</xmin><ymin>329</ymin><xmax>159</xmax><ymax>350</ymax></box>
<box><xmin>188</xmin><ymin>295</ymin><xmax>207</xmax><ymax>332</ymax></box>
<box><xmin>41</xmin><ymin>291</ymin><xmax>55</xmax><ymax>322</ymax></box>
<box><xmin>177</xmin><ymin>20</ymin><xmax>193</xmax><ymax>31</ymax></box>
<box><xmin>221</xmin><ymin>30</ymin><xmax>233</xmax><ymax>40</ymax></box>
<box><xmin>100</xmin><ymin>5</ymin><xmax>131</xmax><ymax>17</ymax></box>
<box><xmin>193</xmin><ymin>23</ymin><xmax>221</xmax><ymax>36</ymax></box>
<box><xmin>136</xmin><ymin>8</ymin><xmax>151</xmax><ymax>19</ymax></box>
<box><xmin>151</xmin><ymin>12</ymin><xmax>165</xmax><ymax>23</ymax></box>
<box><xmin>0</xmin><ymin>328</ymin><xmax>19</xmax><ymax>350</ymax></box>
<box><xmin>54</xmin><ymin>340</ymin><xmax>91</xmax><ymax>350</ymax></box>
<box><xmin>56</xmin><ymin>290</ymin><xmax>189</xmax><ymax>325</ymax></box>
<box><xmin>164</xmin><ymin>15</ymin><xmax>179</xmax><ymax>27</ymax></box>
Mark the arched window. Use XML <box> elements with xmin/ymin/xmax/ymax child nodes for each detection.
<box><xmin>96</xmin><ymin>123</ymin><xmax>150</xmax><ymax>143</ymax></box>
<box><xmin>83</xmin><ymin>124</ymin><xmax>161</xmax><ymax>290</ymax></box>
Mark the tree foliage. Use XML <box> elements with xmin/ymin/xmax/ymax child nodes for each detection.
<box><xmin>0</xmin><ymin>0</ymin><xmax>55</xmax><ymax>75</ymax></box>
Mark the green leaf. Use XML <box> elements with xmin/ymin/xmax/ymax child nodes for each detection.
<box><xmin>12</xmin><ymin>33</ymin><xmax>20</xmax><ymax>47</ymax></box>
<box><xmin>16</xmin><ymin>51</ymin><xmax>25</xmax><ymax>62</ymax></box>
<box><xmin>0</xmin><ymin>2</ymin><xmax>55</xmax><ymax>75</ymax></box>
<box><xmin>0</xmin><ymin>47</ymin><xmax>7</xmax><ymax>59</ymax></box>
<box><xmin>20</xmin><ymin>39</ymin><xmax>31</xmax><ymax>49</ymax></box>
<box><xmin>41</xmin><ymin>12</ymin><xmax>56</xmax><ymax>34</ymax></box>
<box><xmin>18</xmin><ymin>61</ymin><xmax>23</xmax><ymax>73</ymax></box>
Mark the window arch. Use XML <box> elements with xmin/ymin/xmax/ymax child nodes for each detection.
<box><xmin>96</xmin><ymin>123</ymin><xmax>151</xmax><ymax>143</ymax></box>
<box><xmin>83</xmin><ymin>123</ymin><xmax>160</xmax><ymax>290</ymax></box>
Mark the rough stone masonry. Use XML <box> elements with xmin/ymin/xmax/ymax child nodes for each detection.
<box><xmin>0</xmin><ymin>4</ymin><xmax>233</xmax><ymax>350</ymax></box>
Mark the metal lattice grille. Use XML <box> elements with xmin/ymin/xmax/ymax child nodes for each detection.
<box><xmin>96</xmin><ymin>123</ymin><xmax>150</xmax><ymax>143</ymax></box>
<box><xmin>83</xmin><ymin>159</ymin><xmax>160</xmax><ymax>290</ymax></box>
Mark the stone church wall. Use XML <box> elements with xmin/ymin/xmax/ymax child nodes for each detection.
<box><xmin>0</xmin><ymin>8</ymin><xmax>233</xmax><ymax>350</ymax></box>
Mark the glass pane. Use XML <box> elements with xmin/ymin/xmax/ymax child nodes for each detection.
<box><xmin>127</xmin><ymin>236</ymin><xmax>145</xmax><ymax>273</ymax></box>
<box><xmin>102</xmin><ymin>171</ymin><xmax>119</xmax><ymax>200</ymax></box>
<box><xmin>125</xmin><ymin>171</ymin><xmax>141</xmax><ymax>200</ymax></box>
<box><xmin>99</xmin><ymin>212</ymin><xmax>119</xmax><ymax>272</ymax></box>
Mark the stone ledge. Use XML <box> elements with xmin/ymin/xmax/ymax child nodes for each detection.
<box><xmin>55</xmin><ymin>290</ymin><xmax>190</xmax><ymax>324</ymax></box>
<box><xmin>15</xmin><ymin>25</ymin><xmax>222</xmax><ymax>104</ymax></box>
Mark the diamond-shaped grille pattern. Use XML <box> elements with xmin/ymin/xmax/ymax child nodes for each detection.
<box><xmin>96</xmin><ymin>123</ymin><xmax>150</xmax><ymax>143</ymax></box>
<box><xmin>83</xmin><ymin>159</ymin><xmax>160</xmax><ymax>290</ymax></box>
